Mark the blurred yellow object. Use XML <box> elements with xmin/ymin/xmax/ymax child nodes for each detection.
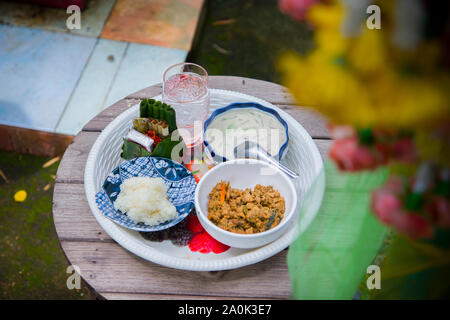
<box><xmin>14</xmin><ymin>190</ymin><xmax>27</xmax><ymax>202</ymax></box>
<box><xmin>278</xmin><ymin>0</ymin><xmax>450</xmax><ymax>130</ymax></box>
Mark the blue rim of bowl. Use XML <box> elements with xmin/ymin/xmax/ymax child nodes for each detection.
<box><xmin>97</xmin><ymin>156</ymin><xmax>197</xmax><ymax>232</ymax></box>
<box><xmin>203</xmin><ymin>102</ymin><xmax>289</xmax><ymax>161</ymax></box>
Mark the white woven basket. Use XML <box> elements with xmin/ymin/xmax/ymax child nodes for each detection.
<box><xmin>84</xmin><ymin>89</ymin><xmax>324</xmax><ymax>271</ymax></box>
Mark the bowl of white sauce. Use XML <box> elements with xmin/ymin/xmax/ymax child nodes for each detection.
<box><xmin>203</xmin><ymin>103</ymin><xmax>289</xmax><ymax>163</ymax></box>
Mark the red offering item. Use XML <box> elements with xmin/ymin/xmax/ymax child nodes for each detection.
<box><xmin>146</xmin><ymin>130</ymin><xmax>162</xmax><ymax>147</ymax></box>
<box><xmin>189</xmin><ymin>230</ymin><xmax>230</xmax><ymax>254</ymax></box>
<box><xmin>186</xmin><ymin>214</ymin><xmax>204</xmax><ymax>233</ymax></box>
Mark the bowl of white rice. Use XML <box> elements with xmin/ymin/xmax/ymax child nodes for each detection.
<box><xmin>95</xmin><ymin>157</ymin><xmax>197</xmax><ymax>232</ymax></box>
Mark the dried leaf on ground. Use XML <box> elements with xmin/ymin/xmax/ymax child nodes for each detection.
<box><xmin>42</xmin><ymin>156</ymin><xmax>60</xmax><ymax>168</ymax></box>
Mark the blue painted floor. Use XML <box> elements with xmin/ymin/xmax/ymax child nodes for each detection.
<box><xmin>0</xmin><ymin>29</ymin><xmax>188</xmax><ymax>135</ymax></box>
<box><xmin>0</xmin><ymin>3</ymin><xmax>190</xmax><ymax>136</ymax></box>
<box><xmin>0</xmin><ymin>25</ymin><xmax>96</xmax><ymax>132</ymax></box>
<box><xmin>56</xmin><ymin>40</ymin><xmax>187</xmax><ymax>135</ymax></box>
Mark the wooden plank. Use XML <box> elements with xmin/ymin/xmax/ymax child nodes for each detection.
<box><xmin>60</xmin><ymin>241</ymin><xmax>291</xmax><ymax>299</ymax></box>
<box><xmin>209</xmin><ymin>76</ymin><xmax>296</xmax><ymax>105</ymax></box>
<box><xmin>278</xmin><ymin>105</ymin><xmax>329</xmax><ymax>139</ymax></box>
<box><xmin>127</xmin><ymin>76</ymin><xmax>296</xmax><ymax>105</ymax></box>
<box><xmin>56</xmin><ymin>131</ymin><xmax>99</xmax><ymax>183</ymax></box>
<box><xmin>0</xmin><ymin>124</ymin><xmax>73</xmax><ymax>157</ymax></box>
<box><xmin>53</xmin><ymin>183</ymin><xmax>112</xmax><ymax>241</ymax></box>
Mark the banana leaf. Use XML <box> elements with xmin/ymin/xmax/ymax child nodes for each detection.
<box><xmin>121</xmin><ymin>135</ymin><xmax>186</xmax><ymax>161</ymax></box>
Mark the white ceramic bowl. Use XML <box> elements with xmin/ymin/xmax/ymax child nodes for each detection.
<box><xmin>194</xmin><ymin>158</ymin><xmax>298</xmax><ymax>249</ymax></box>
<box><xmin>203</xmin><ymin>102</ymin><xmax>289</xmax><ymax>164</ymax></box>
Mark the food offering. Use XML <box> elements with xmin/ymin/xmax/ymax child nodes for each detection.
<box><xmin>138</xmin><ymin>157</ymin><xmax>230</xmax><ymax>254</ymax></box>
<box><xmin>207</xmin><ymin>181</ymin><xmax>286</xmax><ymax>234</ymax></box>
<box><xmin>140</xmin><ymin>212</ymin><xmax>230</xmax><ymax>254</ymax></box>
<box><xmin>121</xmin><ymin>99</ymin><xmax>185</xmax><ymax>160</ymax></box>
<box><xmin>96</xmin><ymin>156</ymin><xmax>197</xmax><ymax>232</ymax></box>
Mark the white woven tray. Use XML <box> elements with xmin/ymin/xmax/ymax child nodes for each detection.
<box><xmin>84</xmin><ymin>89</ymin><xmax>324</xmax><ymax>271</ymax></box>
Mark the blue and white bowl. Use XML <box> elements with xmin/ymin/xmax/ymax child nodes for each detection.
<box><xmin>95</xmin><ymin>156</ymin><xmax>197</xmax><ymax>232</ymax></box>
<box><xmin>203</xmin><ymin>102</ymin><xmax>289</xmax><ymax>163</ymax></box>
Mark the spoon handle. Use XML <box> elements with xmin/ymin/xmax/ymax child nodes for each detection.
<box><xmin>251</xmin><ymin>149</ymin><xmax>300</xmax><ymax>179</ymax></box>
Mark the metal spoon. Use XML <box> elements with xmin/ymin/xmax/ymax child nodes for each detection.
<box><xmin>233</xmin><ymin>141</ymin><xmax>299</xmax><ymax>179</ymax></box>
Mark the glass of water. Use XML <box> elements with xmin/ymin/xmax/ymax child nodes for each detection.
<box><xmin>162</xmin><ymin>62</ymin><xmax>210</xmax><ymax>147</ymax></box>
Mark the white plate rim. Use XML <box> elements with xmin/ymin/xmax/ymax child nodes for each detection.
<box><xmin>84</xmin><ymin>89</ymin><xmax>324</xmax><ymax>271</ymax></box>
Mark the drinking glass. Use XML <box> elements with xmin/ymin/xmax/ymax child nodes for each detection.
<box><xmin>162</xmin><ymin>62</ymin><xmax>210</xmax><ymax>147</ymax></box>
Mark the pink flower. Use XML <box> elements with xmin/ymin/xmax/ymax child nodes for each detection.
<box><xmin>330</xmin><ymin>137</ymin><xmax>383</xmax><ymax>171</ymax></box>
<box><xmin>278</xmin><ymin>0</ymin><xmax>320</xmax><ymax>21</ymax></box>
<box><xmin>371</xmin><ymin>189</ymin><xmax>403</xmax><ymax>224</ymax></box>
<box><xmin>371</xmin><ymin>176</ymin><xmax>434</xmax><ymax>239</ymax></box>
<box><xmin>390</xmin><ymin>211</ymin><xmax>434</xmax><ymax>239</ymax></box>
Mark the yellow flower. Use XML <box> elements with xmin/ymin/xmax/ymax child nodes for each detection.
<box><xmin>279</xmin><ymin>51</ymin><xmax>450</xmax><ymax>130</ymax></box>
<box><xmin>307</xmin><ymin>1</ymin><xmax>342</xmax><ymax>30</ymax></box>
<box><xmin>14</xmin><ymin>190</ymin><xmax>27</xmax><ymax>202</ymax></box>
<box><xmin>348</xmin><ymin>29</ymin><xmax>389</xmax><ymax>76</ymax></box>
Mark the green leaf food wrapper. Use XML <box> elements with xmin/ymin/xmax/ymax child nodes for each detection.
<box><xmin>139</xmin><ymin>100</ymin><xmax>148</xmax><ymax>118</ymax></box>
<box><xmin>122</xmin><ymin>99</ymin><xmax>184</xmax><ymax>160</ymax></box>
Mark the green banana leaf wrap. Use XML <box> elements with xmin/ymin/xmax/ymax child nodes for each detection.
<box><xmin>120</xmin><ymin>99</ymin><xmax>186</xmax><ymax>160</ymax></box>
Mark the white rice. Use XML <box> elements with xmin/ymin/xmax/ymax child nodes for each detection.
<box><xmin>114</xmin><ymin>176</ymin><xmax>177</xmax><ymax>226</ymax></box>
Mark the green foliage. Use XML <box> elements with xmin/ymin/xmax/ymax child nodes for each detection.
<box><xmin>0</xmin><ymin>151</ymin><xmax>92</xmax><ymax>299</ymax></box>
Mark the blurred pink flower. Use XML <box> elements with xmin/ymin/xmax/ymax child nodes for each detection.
<box><xmin>278</xmin><ymin>0</ymin><xmax>321</xmax><ymax>21</ymax></box>
<box><xmin>330</xmin><ymin>137</ymin><xmax>385</xmax><ymax>171</ymax></box>
<box><xmin>391</xmin><ymin>211</ymin><xmax>434</xmax><ymax>239</ymax></box>
<box><xmin>371</xmin><ymin>189</ymin><xmax>403</xmax><ymax>224</ymax></box>
<box><xmin>371</xmin><ymin>177</ymin><xmax>434</xmax><ymax>239</ymax></box>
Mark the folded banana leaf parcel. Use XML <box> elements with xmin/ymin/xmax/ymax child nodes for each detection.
<box><xmin>121</xmin><ymin>99</ymin><xmax>186</xmax><ymax>160</ymax></box>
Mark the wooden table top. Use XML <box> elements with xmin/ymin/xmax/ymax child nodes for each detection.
<box><xmin>53</xmin><ymin>76</ymin><xmax>331</xmax><ymax>300</ymax></box>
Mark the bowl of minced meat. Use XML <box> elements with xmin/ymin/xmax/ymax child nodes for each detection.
<box><xmin>194</xmin><ymin>159</ymin><xmax>298</xmax><ymax>249</ymax></box>
<box><xmin>208</xmin><ymin>182</ymin><xmax>286</xmax><ymax>234</ymax></box>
